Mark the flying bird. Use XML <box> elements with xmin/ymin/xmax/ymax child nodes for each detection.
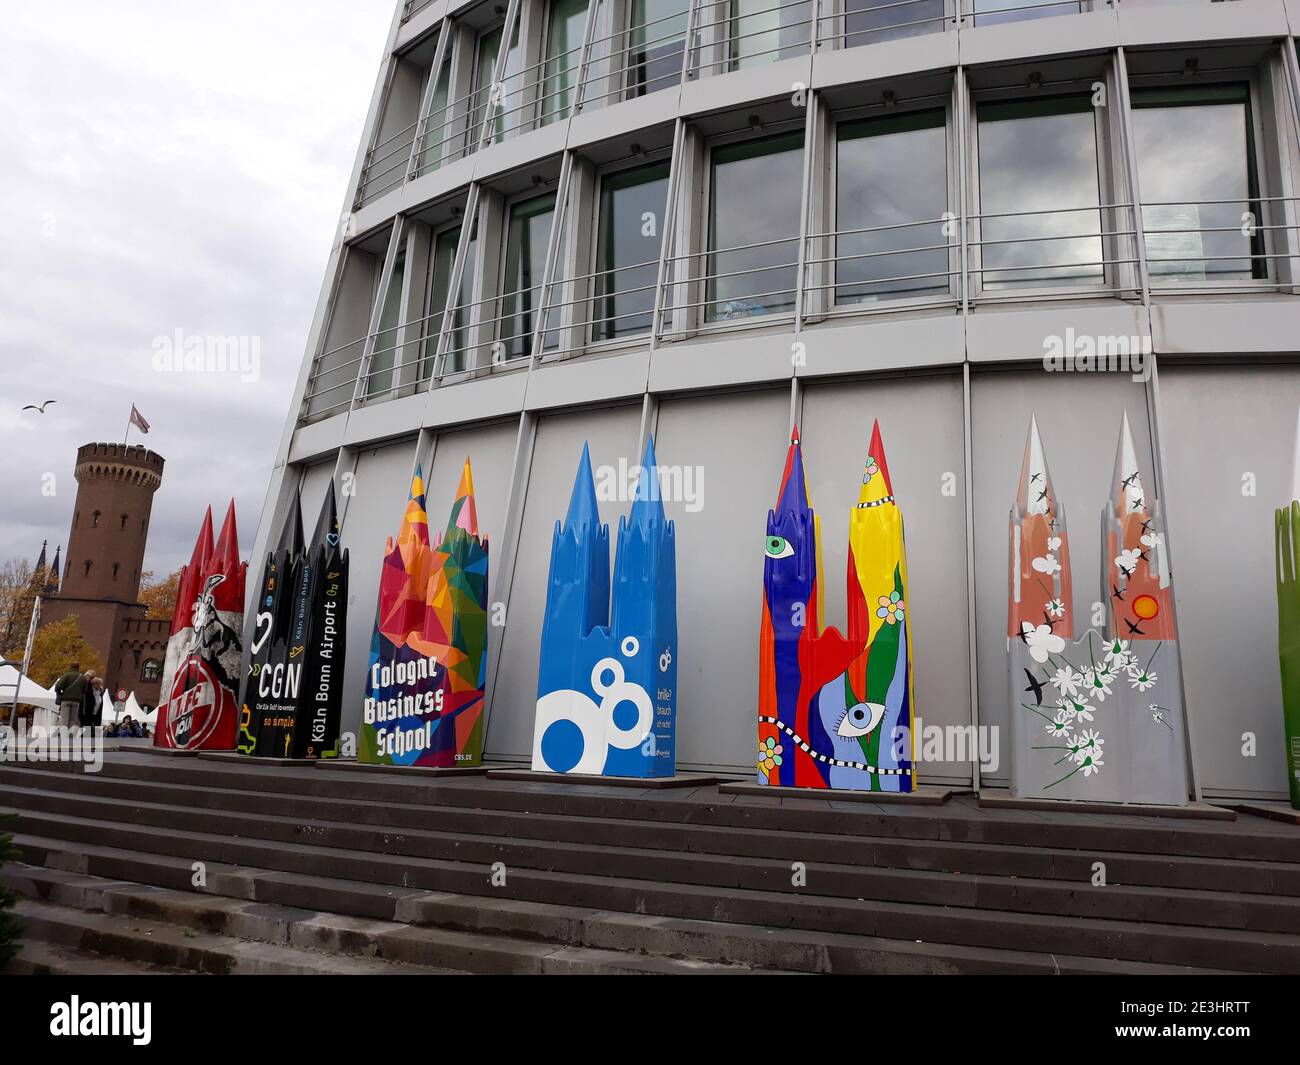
<box><xmin>21</xmin><ymin>399</ymin><xmax>56</xmax><ymax>413</ymax></box>
<box><xmin>1023</xmin><ymin>668</ymin><xmax>1045</xmax><ymax>706</ymax></box>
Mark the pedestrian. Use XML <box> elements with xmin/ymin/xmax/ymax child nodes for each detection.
<box><xmin>80</xmin><ymin>671</ymin><xmax>105</xmax><ymax>730</ymax></box>
<box><xmin>52</xmin><ymin>662</ymin><xmax>86</xmax><ymax>729</ymax></box>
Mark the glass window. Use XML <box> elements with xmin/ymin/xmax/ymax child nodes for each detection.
<box><xmin>971</xmin><ymin>0</ymin><xmax>1080</xmax><ymax>27</ymax></box>
<box><xmin>976</xmin><ymin>96</ymin><xmax>1103</xmax><ymax>289</ymax></box>
<box><xmin>835</xmin><ymin>109</ymin><xmax>948</xmax><ymax>305</ymax></box>
<box><xmin>368</xmin><ymin>244</ymin><xmax>406</xmax><ymax>395</ymax></box>
<box><xmin>473</xmin><ymin>23</ymin><xmax>523</xmax><ymax>147</ymax></box>
<box><xmin>421</xmin><ymin>227</ymin><xmax>461</xmax><ymax>379</ymax></box>
<box><xmin>1131</xmin><ymin>84</ymin><xmax>1264</xmax><ymax>284</ymax></box>
<box><xmin>417</xmin><ymin>57</ymin><xmax>452</xmax><ymax>174</ymax></box>
<box><xmin>842</xmin><ymin>0</ymin><xmax>944</xmax><ymax>47</ymax></box>
<box><xmin>707</xmin><ymin>131</ymin><xmax>804</xmax><ymax>321</ymax></box>
<box><xmin>501</xmin><ymin>194</ymin><xmax>556</xmax><ymax>359</ymax></box>
<box><xmin>628</xmin><ymin>0</ymin><xmax>689</xmax><ymax>99</ymax></box>
<box><xmin>594</xmin><ymin>160</ymin><xmax>670</xmax><ymax>340</ymax></box>
<box><xmin>729</xmin><ymin>0</ymin><xmax>811</xmax><ymax>70</ymax></box>
<box><xmin>542</xmin><ymin>0</ymin><xmax>588</xmax><ymax>125</ymax></box>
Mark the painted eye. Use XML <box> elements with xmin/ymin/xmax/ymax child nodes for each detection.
<box><xmin>764</xmin><ymin>535</ymin><xmax>794</xmax><ymax>559</ymax></box>
<box><xmin>837</xmin><ymin>702</ymin><xmax>885</xmax><ymax>738</ymax></box>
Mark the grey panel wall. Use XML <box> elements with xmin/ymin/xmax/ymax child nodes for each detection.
<box><xmin>298</xmin><ymin>460</ymin><xmax>337</xmax><ymax>533</ymax></box>
<box><xmin>800</xmin><ymin>372</ymin><xmax>972</xmax><ymax>785</ymax></box>
<box><xmin>486</xmin><ymin>404</ymin><xmax>643</xmax><ymax>762</ymax></box>
<box><xmin>970</xmin><ymin>367</ymin><xmax>1155</xmax><ymax>786</ymax></box>
<box><xmin>654</xmin><ymin>388</ymin><xmax>792</xmax><ymax>773</ymax></box>
<box><xmin>337</xmin><ymin>438</ymin><xmax>420</xmax><ymax>742</ymax></box>
<box><xmin>1155</xmin><ymin>362</ymin><xmax>1300</xmax><ymax>800</ymax></box>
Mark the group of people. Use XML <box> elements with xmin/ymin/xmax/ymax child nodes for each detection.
<box><xmin>51</xmin><ymin>662</ymin><xmax>149</xmax><ymax>738</ymax></box>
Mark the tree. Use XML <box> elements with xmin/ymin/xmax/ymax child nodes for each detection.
<box><xmin>0</xmin><ymin>814</ymin><xmax>20</xmax><ymax>970</ymax></box>
<box><xmin>0</xmin><ymin>558</ymin><xmax>34</xmax><ymax>652</ymax></box>
<box><xmin>139</xmin><ymin>568</ymin><xmax>182</xmax><ymax>620</ymax></box>
<box><xmin>14</xmin><ymin>615</ymin><xmax>103</xmax><ymax>689</ymax></box>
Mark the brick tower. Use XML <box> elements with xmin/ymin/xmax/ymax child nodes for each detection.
<box><xmin>43</xmin><ymin>443</ymin><xmax>171</xmax><ymax>708</ymax></box>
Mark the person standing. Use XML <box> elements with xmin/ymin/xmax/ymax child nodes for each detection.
<box><xmin>52</xmin><ymin>662</ymin><xmax>86</xmax><ymax>729</ymax></box>
<box><xmin>80</xmin><ymin>672</ymin><xmax>105</xmax><ymax>730</ymax></box>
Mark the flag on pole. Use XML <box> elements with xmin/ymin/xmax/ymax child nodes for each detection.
<box><xmin>129</xmin><ymin>405</ymin><xmax>151</xmax><ymax>433</ymax></box>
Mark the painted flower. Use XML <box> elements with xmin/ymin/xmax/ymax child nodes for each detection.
<box><xmin>1115</xmin><ymin>547</ymin><xmax>1141</xmax><ymax>575</ymax></box>
<box><xmin>1078</xmin><ymin>752</ymin><xmax>1104</xmax><ymax>777</ymax></box>
<box><xmin>1074</xmin><ymin>729</ymin><xmax>1103</xmax><ymax>757</ymax></box>
<box><xmin>1046</xmin><ymin>598</ymin><xmax>1066</xmax><ymax>619</ymax></box>
<box><xmin>1140</xmin><ymin>531</ymin><xmax>1163</xmax><ymax>552</ymax></box>
<box><xmin>863</xmin><ymin>456</ymin><xmax>879</xmax><ymax>483</ymax></box>
<box><xmin>1102</xmin><ymin>637</ymin><xmax>1130</xmax><ymax>664</ymax></box>
<box><xmin>1031</xmin><ymin>553</ymin><xmax>1061</xmax><ymax>576</ymax></box>
<box><xmin>1082</xmin><ymin>668</ymin><xmax>1112</xmax><ymax>702</ymax></box>
<box><xmin>1021</xmin><ymin>622</ymin><xmax>1066</xmax><ymax>664</ymax></box>
<box><xmin>758</xmin><ymin>737</ymin><xmax>783</xmax><ymax>774</ymax></box>
<box><xmin>1128</xmin><ymin>667</ymin><xmax>1157</xmax><ymax>692</ymax></box>
<box><xmin>1046</xmin><ymin>712</ymin><xmax>1073</xmax><ymax>739</ymax></box>
<box><xmin>1047</xmin><ymin>536</ymin><xmax>1062</xmax><ymax>552</ymax></box>
<box><xmin>1070</xmin><ymin>700</ymin><xmax>1095</xmax><ymax>723</ymax></box>
<box><xmin>1050</xmin><ymin>666</ymin><xmax>1082</xmax><ymax>697</ymax></box>
<box><xmin>877</xmin><ymin>591</ymin><xmax>905</xmax><ymax>624</ymax></box>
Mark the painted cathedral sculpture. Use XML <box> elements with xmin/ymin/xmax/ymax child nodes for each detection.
<box><xmin>531</xmin><ymin>439</ymin><xmax>678</xmax><ymax>778</ymax></box>
<box><xmin>1008</xmin><ymin>413</ymin><xmax>1188</xmax><ymax>805</ymax></box>
<box><xmin>360</xmin><ymin>460</ymin><xmax>490</xmax><ymax>768</ymax></box>
<box><xmin>155</xmin><ymin>501</ymin><xmax>247</xmax><ymax>750</ymax></box>
<box><xmin>1275</xmin><ymin>405</ymin><xmax>1300</xmax><ymax>809</ymax></box>
<box><xmin>757</xmin><ymin>423</ymin><xmax>914</xmax><ymax>792</ymax></box>
<box><xmin>238</xmin><ymin>484</ymin><xmax>348</xmax><ymax>759</ymax></box>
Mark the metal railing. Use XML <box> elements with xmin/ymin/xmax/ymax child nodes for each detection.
<box><xmin>402</xmin><ymin>0</ymin><xmax>437</xmax><ymax>22</ymax></box>
<box><xmin>688</xmin><ymin>0</ymin><xmax>814</xmax><ymax>78</ymax></box>
<box><xmin>963</xmin><ymin>0</ymin><xmax>1087</xmax><ymax>28</ymax></box>
<box><xmin>575</xmin><ymin>7</ymin><xmax>691</xmax><ymax>112</ymax></box>
<box><xmin>815</xmin><ymin>0</ymin><xmax>949</xmax><ymax>50</ymax></box>
<box><xmin>1141</xmin><ymin>195</ymin><xmax>1300</xmax><ymax>289</ymax></box>
<box><xmin>656</xmin><ymin>232</ymin><xmax>802</xmax><ymax>335</ymax></box>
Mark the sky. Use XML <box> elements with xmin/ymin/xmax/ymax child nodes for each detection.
<box><xmin>0</xmin><ymin>0</ymin><xmax>396</xmax><ymax>579</ymax></box>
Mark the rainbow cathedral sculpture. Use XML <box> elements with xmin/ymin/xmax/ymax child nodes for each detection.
<box><xmin>757</xmin><ymin>423</ymin><xmax>915</xmax><ymax>792</ymax></box>
<box><xmin>359</xmin><ymin>460</ymin><xmax>490</xmax><ymax>768</ymax></box>
<box><xmin>531</xmin><ymin>439</ymin><xmax>678</xmax><ymax>778</ymax></box>
<box><xmin>1007</xmin><ymin>413</ymin><xmax>1188</xmax><ymax>805</ymax></box>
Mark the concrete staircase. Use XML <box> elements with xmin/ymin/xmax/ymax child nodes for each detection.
<box><xmin>1</xmin><ymin>751</ymin><xmax>1298</xmax><ymax>974</ymax></box>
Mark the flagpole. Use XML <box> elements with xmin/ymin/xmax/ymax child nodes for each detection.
<box><xmin>124</xmin><ymin>408</ymin><xmax>133</xmax><ymax>446</ymax></box>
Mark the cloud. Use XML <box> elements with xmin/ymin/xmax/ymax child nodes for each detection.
<box><xmin>0</xmin><ymin>0</ymin><xmax>394</xmax><ymax>576</ymax></box>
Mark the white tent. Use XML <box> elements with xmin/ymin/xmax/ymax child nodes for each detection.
<box><xmin>0</xmin><ymin>663</ymin><xmax>58</xmax><ymax>712</ymax></box>
<box><xmin>113</xmin><ymin>691</ymin><xmax>157</xmax><ymax>726</ymax></box>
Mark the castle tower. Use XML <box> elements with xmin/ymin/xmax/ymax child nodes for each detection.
<box><xmin>43</xmin><ymin>442</ymin><xmax>170</xmax><ymax>708</ymax></box>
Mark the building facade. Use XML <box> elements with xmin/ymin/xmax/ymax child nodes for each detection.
<box><xmin>42</xmin><ymin>443</ymin><xmax>170</xmax><ymax>707</ymax></box>
<box><xmin>257</xmin><ymin>0</ymin><xmax>1300</xmax><ymax>799</ymax></box>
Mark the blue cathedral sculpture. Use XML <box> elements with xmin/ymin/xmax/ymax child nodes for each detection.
<box><xmin>531</xmin><ymin>438</ymin><xmax>678</xmax><ymax>777</ymax></box>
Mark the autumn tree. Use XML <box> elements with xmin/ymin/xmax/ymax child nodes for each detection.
<box><xmin>0</xmin><ymin>558</ymin><xmax>34</xmax><ymax>651</ymax></box>
<box><xmin>139</xmin><ymin>568</ymin><xmax>182</xmax><ymax>620</ymax></box>
<box><xmin>16</xmin><ymin>615</ymin><xmax>103</xmax><ymax>689</ymax></box>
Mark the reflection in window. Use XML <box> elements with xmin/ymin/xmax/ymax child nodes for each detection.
<box><xmin>416</xmin><ymin>57</ymin><xmax>452</xmax><ymax>174</ymax></box>
<box><xmin>976</xmin><ymin>96</ymin><xmax>1103</xmax><ymax>289</ymax></box>
<box><xmin>368</xmin><ymin>244</ymin><xmax>406</xmax><ymax>395</ymax></box>
<box><xmin>971</xmin><ymin>0</ymin><xmax>1080</xmax><ymax>27</ymax></box>
<box><xmin>843</xmin><ymin>0</ymin><xmax>945</xmax><ymax>46</ymax></box>
<box><xmin>628</xmin><ymin>0</ymin><xmax>689</xmax><ymax>99</ymax></box>
<box><xmin>729</xmin><ymin>0</ymin><xmax>812</xmax><ymax>71</ymax></box>
<box><xmin>474</xmin><ymin>23</ymin><xmax>523</xmax><ymax>147</ymax></box>
<box><xmin>142</xmin><ymin>659</ymin><xmax>161</xmax><ymax>682</ymax></box>
<box><xmin>1131</xmin><ymin>85</ymin><xmax>1264</xmax><ymax>284</ymax></box>
<box><xmin>542</xmin><ymin>0</ymin><xmax>588</xmax><ymax>125</ymax></box>
<box><xmin>836</xmin><ymin>109</ymin><xmax>949</xmax><ymax>305</ymax></box>
<box><xmin>707</xmin><ymin>132</ymin><xmax>804</xmax><ymax>322</ymax></box>
<box><xmin>422</xmin><ymin>225</ymin><xmax>478</xmax><ymax>379</ymax></box>
<box><xmin>501</xmin><ymin>195</ymin><xmax>556</xmax><ymax>359</ymax></box>
<box><xmin>594</xmin><ymin>161</ymin><xmax>670</xmax><ymax>340</ymax></box>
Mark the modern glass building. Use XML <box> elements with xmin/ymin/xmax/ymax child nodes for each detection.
<box><xmin>261</xmin><ymin>0</ymin><xmax>1300</xmax><ymax>800</ymax></box>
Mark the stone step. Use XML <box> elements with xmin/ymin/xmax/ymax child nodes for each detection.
<box><xmin>9</xmin><ymin>823</ymin><xmax>1300</xmax><ymax>972</ymax></box>
<box><xmin>3</xmin><ymin>855</ymin><xmax>1226</xmax><ymax>976</ymax></box>
<box><xmin>6</xmin><ymin>787</ymin><xmax>1300</xmax><ymax>936</ymax></box>
<box><xmin>19</xmin><ymin>755</ymin><xmax>1300</xmax><ymax>863</ymax></box>
<box><xmin>7</xmin><ymin>937</ymin><xmax>192</xmax><ymax>976</ymax></box>
<box><xmin>10</xmin><ymin>897</ymin><xmax>455</xmax><ymax>975</ymax></box>
<box><xmin>4</xmin><ymin>865</ymin><xmax>768</xmax><ymax>975</ymax></box>
<box><xmin>4</xmin><ymin>769</ymin><xmax>1296</xmax><ymax>895</ymax></box>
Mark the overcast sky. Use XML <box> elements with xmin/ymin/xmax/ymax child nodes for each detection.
<box><xmin>0</xmin><ymin>0</ymin><xmax>395</xmax><ymax>580</ymax></box>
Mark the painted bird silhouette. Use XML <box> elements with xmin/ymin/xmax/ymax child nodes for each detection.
<box><xmin>21</xmin><ymin>399</ymin><xmax>56</xmax><ymax>413</ymax></box>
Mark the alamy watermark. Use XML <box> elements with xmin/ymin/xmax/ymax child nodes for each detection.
<box><xmin>151</xmin><ymin>328</ymin><xmax>261</xmax><ymax>382</ymax></box>
<box><xmin>595</xmin><ymin>458</ymin><xmax>705</xmax><ymax>513</ymax></box>
<box><xmin>1042</xmin><ymin>327</ymin><xmax>1151</xmax><ymax>383</ymax></box>
<box><xmin>0</xmin><ymin>720</ymin><xmax>104</xmax><ymax>771</ymax></box>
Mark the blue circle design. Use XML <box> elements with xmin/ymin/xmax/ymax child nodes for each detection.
<box><xmin>611</xmin><ymin>698</ymin><xmax>639</xmax><ymax>732</ymax></box>
<box><xmin>541</xmin><ymin>718</ymin><xmax>585</xmax><ymax>774</ymax></box>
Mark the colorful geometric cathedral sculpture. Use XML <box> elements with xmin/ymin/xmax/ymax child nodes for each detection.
<box><xmin>757</xmin><ymin>423</ymin><xmax>915</xmax><ymax>792</ymax></box>
<box><xmin>359</xmin><ymin>459</ymin><xmax>490</xmax><ymax>768</ymax></box>
<box><xmin>531</xmin><ymin>438</ymin><xmax>678</xmax><ymax>778</ymax></box>
<box><xmin>238</xmin><ymin>483</ymin><xmax>348</xmax><ymax>759</ymax></box>
<box><xmin>1007</xmin><ymin>413</ymin><xmax>1187</xmax><ymax>805</ymax></box>
<box><xmin>1275</xmin><ymin>405</ymin><xmax>1300</xmax><ymax>809</ymax></box>
<box><xmin>155</xmin><ymin>501</ymin><xmax>247</xmax><ymax>750</ymax></box>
